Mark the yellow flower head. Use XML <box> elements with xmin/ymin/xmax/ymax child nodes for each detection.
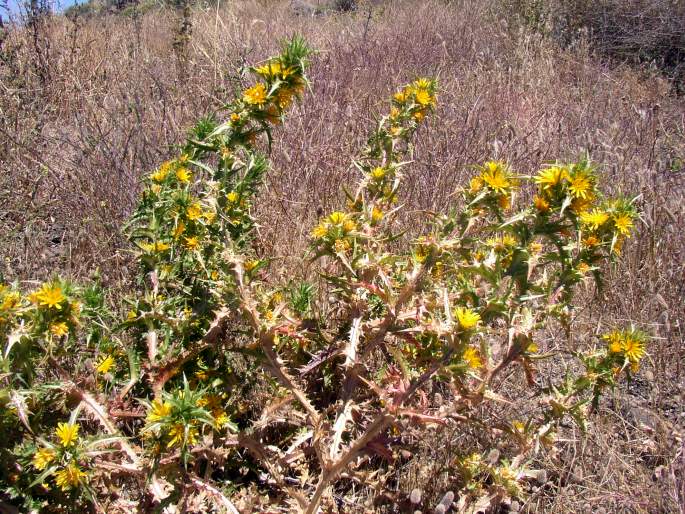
<box><xmin>244</xmin><ymin>260</ymin><xmax>260</xmax><ymax>273</ymax></box>
<box><xmin>55</xmin><ymin>422</ymin><xmax>79</xmax><ymax>448</ymax></box>
<box><xmin>96</xmin><ymin>354</ymin><xmax>115</xmax><ymax>374</ymax></box>
<box><xmin>50</xmin><ymin>322</ymin><xmax>69</xmax><ymax>337</ymax></box>
<box><xmin>371</xmin><ymin>207</ymin><xmax>384</xmax><ymax>223</ymax></box>
<box><xmin>226</xmin><ymin>191</ymin><xmax>239</xmax><ymax>203</ymax></box>
<box><xmin>0</xmin><ymin>291</ymin><xmax>20</xmax><ymax>312</ymax></box>
<box><xmin>32</xmin><ymin>448</ymin><xmax>56</xmax><ymax>470</ymax></box>
<box><xmin>186</xmin><ymin>203</ymin><xmax>203</xmax><ymax>220</ymax></box>
<box><xmin>455</xmin><ymin>306</ymin><xmax>481</xmax><ymax>330</ymax></box>
<box><xmin>463</xmin><ymin>347</ymin><xmax>483</xmax><ymax>369</ymax></box>
<box><xmin>580</xmin><ymin>209</ymin><xmax>609</xmax><ymax>231</ymax></box>
<box><xmin>370</xmin><ymin>166</ymin><xmax>386</xmax><ymax>180</ymax></box>
<box><xmin>327</xmin><ymin>211</ymin><xmax>348</xmax><ymax>225</ymax></box>
<box><xmin>582</xmin><ymin>235</ymin><xmax>600</xmax><ymax>247</ymax></box>
<box><xmin>622</xmin><ymin>335</ymin><xmax>646</xmax><ymax>363</ymax></box>
<box><xmin>175</xmin><ymin>167</ymin><xmax>192</xmax><ymax>183</ymax></box>
<box><xmin>55</xmin><ymin>463</ymin><xmax>86</xmax><ymax>491</ymax></box>
<box><xmin>567</xmin><ymin>171</ymin><xmax>593</xmax><ymax>199</ymax></box>
<box><xmin>480</xmin><ymin>161</ymin><xmax>514</xmax><ymax>195</ymax></box>
<box><xmin>311</xmin><ymin>223</ymin><xmax>328</xmax><ymax>239</ymax></box>
<box><xmin>533</xmin><ymin>195</ymin><xmax>550</xmax><ymax>212</ymax></box>
<box><xmin>173</xmin><ymin>221</ymin><xmax>186</xmax><ymax>240</ymax></box>
<box><xmin>613</xmin><ymin>214</ymin><xmax>634</xmax><ymax>236</ymax></box>
<box><xmin>535</xmin><ymin>166</ymin><xmax>569</xmax><ymax>190</ymax></box>
<box><xmin>414</xmin><ymin>89</ymin><xmax>432</xmax><ymax>107</ymax></box>
<box><xmin>243</xmin><ymin>83</ymin><xmax>267</xmax><ymax>106</ymax></box>
<box><xmin>150</xmin><ymin>162</ymin><xmax>172</xmax><ymax>183</ymax></box>
<box><xmin>147</xmin><ymin>400</ymin><xmax>172</xmax><ymax>423</ymax></box>
<box><xmin>32</xmin><ymin>284</ymin><xmax>66</xmax><ymax>310</ymax></box>
<box><xmin>184</xmin><ymin>236</ymin><xmax>199</xmax><ymax>250</ymax></box>
<box><xmin>469</xmin><ymin>176</ymin><xmax>484</xmax><ymax>194</ymax></box>
<box><xmin>167</xmin><ymin>423</ymin><xmax>198</xmax><ymax>449</ymax></box>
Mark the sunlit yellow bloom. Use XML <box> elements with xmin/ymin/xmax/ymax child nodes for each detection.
<box><xmin>175</xmin><ymin>167</ymin><xmax>192</xmax><ymax>183</ymax></box>
<box><xmin>512</xmin><ymin>420</ymin><xmax>525</xmax><ymax>433</ymax></box>
<box><xmin>414</xmin><ymin>89</ymin><xmax>432</xmax><ymax>106</ymax></box>
<box><xmin>455</xmin><ymin>306</ymin><xmax>481</xmax><ymax>330</ymax></box>
<box><xmin>55</xmin><ymin>463</ymin><xmax>86</xmax><ymax>491</ymax></box>
<box><xmin>226</xmin><ymin>191</ymin><xmax>239</xmax><ymax>203</ymax></box>
<box><xmin>533</xmin><ymin>195</ymin><xmax>550</xmax><ymax>212</ymax></box>
<box><xmin>393</xmin><ymin>90</ymin><xmax>407</xmax><ymax>103</ymax></box>
<box><xmin>96</xmin><ymin>354</ymin><xmax>115</xmax><ymax>374</ymax></box>
<box><xmin>213</xmin><ymin>410</ymin><xmax>230</xmax><ymax>429</ymax></box>
<box><xmin>150</xmin><ymin>164</ymin><xmax>171</xmax><ymax>183</ymax></box>
<box><xmin>463</xmin><ymin>347</ymin><xmax>482</xmax><ymax>369</ymax></box>
<box><xmin>32</xmin><ymin>448</ymin><xmax>56</xmax><ymax>470</ymax></box>
<box><xmin>0</xmin><ymin>291</ymin><xmax>20</xmax><ymax>311</ymax></box>
<box><xmin>147</xmin><ymin>400</ymin><xmax>172</xmax><ymax>423</ymax></box>
<box><xmin>311</xmin><ymin>223</ymin><xmax>328</xmax><ymax>239</ymax></box>
<box><xmin>622</xmin><ymin>335</ymin><xmax>646</xmax><ymax>363</ymax></box>
<box><xmin>371</xmin><ymin>207</ymin><xmax>384</xmax><ymax>223</ymax></box>
<box><xmin>255</xmin><ymin>60</ymin><xmax>295</xmax><ymax>80</ymax></box>
<box><xmin>140</xmin><ymin>241</ymin><xmax>170</xmax><ymax>253</ymax></box>
<box><xmin>580</xmin><ymin>209</ymin><xmax>609</xmax><ymax>230</ymax></box>
<box><xmin>186</xmin><ymin>203</ymin><xmax>203</xmax><ymax>220</ymax></box>
<box><xmin>577</xmin><ymin>262</ymin><xmax>590</xmax><ymax>275</ymax></box>
<box><xmin>413</xmin><ymin>110</ymin><xmax>425</xmax><ymax>122</ymax></box>
<box><xmin>527</xmin><ymin>341</ymin><xmax>539</xmax><ymax>353</ymax></box>
<box><xmin>167</xmin><ymin>423</ymin><xmax>198</xmax><ymax>449</ymax></box>
<box><xmin>342</xmin><ymin>219</ymin><xmax>356</xmax><ymax>233</ymax></box>
<box><xmin>568</xmin><ymin>172</ymin><xmax>593</xmax><ymax>199</ymax></box>
<box><xmin>480</xmin><ymin>161</ymin><xmax>513</xmax><ymax>195</ymax></box>
<box><xmin>243</xmin><ymin>83</ymin><xmax>267</xmax><ymax>106</ymax></box>
<box><xmin>535</xmin><ymin>166</ymin><xmax>569</xmax><ymax>189</ymax></box>
<box><xmin>230</xmin><ymin>112</ymin><xmax>241</xmax><ymax>123</ymax></box>
<box><xmin>529</xmin><ymin>242</ymin><xmax>543</xmax><ymax>254</ymax></box>
<box><xmin>327</xmin><ymin>211</ymin><xmax>348</xmax><ymax>225</ymax></box>
<box><xmin>50</xmin><ymin>322</ymin><xmax>69</xmax><ymax>337</ymax></box>
<box><xmin>498</xmin><ymin>195</ymin><xmax>511</xmax><ymax>209</ymax></box>
<box><xmin>244</xmin><ymin>260</ymin><xmax>259</xmax><ymax>273</ymax></box>
<box><xmin>55</xmin><ymin>422</ymin><xmax>79</xmax><ymax>448</ymax></box>
<box><xmin>613</xmin><ymin>214</ymin><xmax>633</xmax><ymax>236</ymax></box>
<box><xmin>31</xmin><ymin>284</ymin><xmax>66</xmax><ymax>310</ymax></box>
<box><xmin>469</xmin><ymin>176</ymin><xmax>483</xmax><ymax>194</ymax></box>
<box><xmin>370</xmin><ymin>167</ymin><xmax>386</xmax><ymax>180</ymax></box>
<box><xmin>184</xmin><ymin>236</ymin><xmax>199</xmax><ymax>250</ymax></box>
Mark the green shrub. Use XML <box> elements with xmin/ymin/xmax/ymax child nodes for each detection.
<box><xmin>0</xmin><ymin>36</ymin><xmax>647</xmax><ymax>512</ymax></box>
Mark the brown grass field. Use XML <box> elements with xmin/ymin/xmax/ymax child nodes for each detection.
<box><xmin>1</xmin><ymin>0</ymin><xmax>684</xmax><ymax>511</ymax></box>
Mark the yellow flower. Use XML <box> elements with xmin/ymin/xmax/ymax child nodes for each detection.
<box><xmin>32</xmin><ymin>284</ymin><xmax>66</xmax><ymax>310</ymax></box>
<box><xmin>32</xmin><ymin>448</ymin><xmax>56</xmax><ymax>470</ymax></box>
<box><xmin>582</xmin><ymin>235</ymin><xmax>600</xmax><ymax>247</ymax></box>
<box><xmin>342</xmin><ymin>219</ymin><xmax>356</xmax><ymax>233</ymax></box>
<box><xmin>393</xmin><ymin>90</ymin><xmax>407</xmax><ymax>103</ymax></box>
<box><xmin>166</xmin><ymin>423</ymin><xmax>198</xmax><ymax>449</ymax></box>
<box><xmin>311</xmin><ymin>223</ymin><xmax>328</xmax><ymax>239</ymax></box>
<box><xmin>140</xmin><ymin>241</ymin><xmax>170</xmax><ymax>253</ymax></box>
<box><xmin>469</xmin><ymin>176</ymin><xmax>484</xmax><ymax>194</ymax></box>
<box><xmin>567</xmin><ymin>172</ymin><xmax>593</xmax><ymax>199</ymax></box>
<box><xmin>150</xmin><ymin>163</ymin><xmax>171</xmax><ymax>182</ymax></box>
<box><xmin>243</xmin><ymin>83</ymin><xmax>267</xmax><ymax>106</ymax></box>
<box><xmin>498</xmin><ymin>194</ymin><xmax>511</xmax><ymax>210</ymax></box>
<box><xmin>512</xmin><ymin>420</ymin><xmax>525</xmax><ymax>433</ymax></box>
<box><xmin>533</xmin><ymin>195</ymin><xmax>550</xmax><ymax>212</ymax></box>
<box><xmin>147</xmin><ymin>400</ymin><xmax>172</xmax><ymax>423</ymax></box>
<box><xmin>96</xmin><ymin>354</ymin><xmax>115</xmax><ymax>374</ymax></box>
<box><xmin>327</xmin><ymin>211</ymin><xmax>348</xmax><ymax>225</ymax></box>
<box><xmin>244</xmin><ymin>260</ymin><xmax>260</xmax><ymax>273</ymax></box>
<box><xmin>570</xmin><ymin>196</ymin><xmax>593</xmax><ymax>214</ymax></box>
<box><xmin>370</xmin><ymin>167</ymin><xmax>386</xmax><ymax>180</ymax></box>
<box><xmin>175</xmin><ymin>167</ymin><xmax>192</xmax><ymax>183</ymax></box>
<box><xmin>580</xmin><ymin>209</ymin><xmax>609</xmax><ymax>230</ymax></box>
<box><xmin>622</xmin><ymin>335</ymin><xmax>646</xmax><ymax>363</ymax></box>
<box><xmin>55</xmin><ymin>422</ymin><xmax>79</xmax><ymax>448</ymax></box>
<box><xmin>463</xmin><ymin>347</ymin><xmax>482</xmax><ymax>369</ymax></box>
<box><xmin>50</xmin><ymin>322</ymin><xmax>69</xmax><ymax>337</ymax></box>
<box><xmin>535</xmin><ymin>166</ymin><xmax>569</xmax><ymax>190</ymax></box>
<box><xmin>255</xmin><ymin>60</ymin><xmax>294</xmax><ymax>80</ymax></box>
<box><xmin>577</xmin><ymin>262</ymin><xmax>590</xmax><ymax>275</ymax></box>
<box><xmin>127</xmin><ymin>309</ymin><xmax>137</xmax><ymax>321</ymax></box>
<box><xmin>184</xmin><ymin>236</ymin><xmax>199</xmax><ymax>250</ymax></box>
<box><xmin>226</xmin><ymin>191</ymin><xmax>239</xmax><ymax>203</ymax></box>
<box><xmin>55</xmin><ymin>463</ymin><xmax>86</xmax><ymax>491</ymax></box>
<box><xmin>202</xmin><ymin>210</ymin><xmax>216</xmax><ymax>224</ymax></box>
<box><xmin>371</xmin><ymin>207</ymin><xmax>384</xmax><ymax>223</ymax></box>
<box><xmin>213</xmin><ymin>410</ymin><xmax>230</xmax><ymax>429</ymax></box>
<box><xmin>414</xmin><ymin>89</ymin><xmax>432</xmax><ymax>106</ymax></box>
<box><xmin>529</xmin><ymin>242</ymin><xmax>543</xmax><ymax>254</ymax></box>
<box><xmin>480</xmin><ymin>161</ymin><xmax>513</xmax><ymax>195</ymax></box>
<box><xmin>414</xmin><ymin>77</ymin><xmax>432</xmax><ymax>89</ymax></box>
<box><xmin>186</xmin><ymin>203</ymin><xmax>203</xmax><ymax>220</ymax></box>
<box><xmin>413</xmin><ymin>110</ymin><xmax>425</xmax><ymax>122</ymax></box>
<box><xmin>613</xmin><ymin>214</ymin><xmax>634</xmax><ymax>236</ymax></box>
<box><xmin>0</xmin><ymin>291</ymin><xmax>20</xmax><ymax>311</ymax></box>
<box><xmin>526</xmin><ymin>341</ymin><xmax>539</xmax><ymax>353</ymax></box>
<box><xmin>230</xmin><ymin>112</ymin><xmax>241</xmax><ymax>123</ymax></box>
<box><xmin>455</xmin><ymin>306</ymin><xmax>481</xmax><ymax>330</ymax></box>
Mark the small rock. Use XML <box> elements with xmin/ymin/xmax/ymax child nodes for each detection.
<box><xmin>410</xmin><ymin>488</ymin><xmax>422</xmax><ymax>504</ymax></box>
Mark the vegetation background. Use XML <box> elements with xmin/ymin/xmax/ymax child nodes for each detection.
<box><xmin>1</xmin><ymin>0</ymin><xmax>683</xmax><ymax>511</ymax></box>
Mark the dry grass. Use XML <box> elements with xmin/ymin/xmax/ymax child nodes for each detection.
<box><xmin>1</xmin><ymin>0</ymin><xmax>684</xmax><ymax>511</ymax></box>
